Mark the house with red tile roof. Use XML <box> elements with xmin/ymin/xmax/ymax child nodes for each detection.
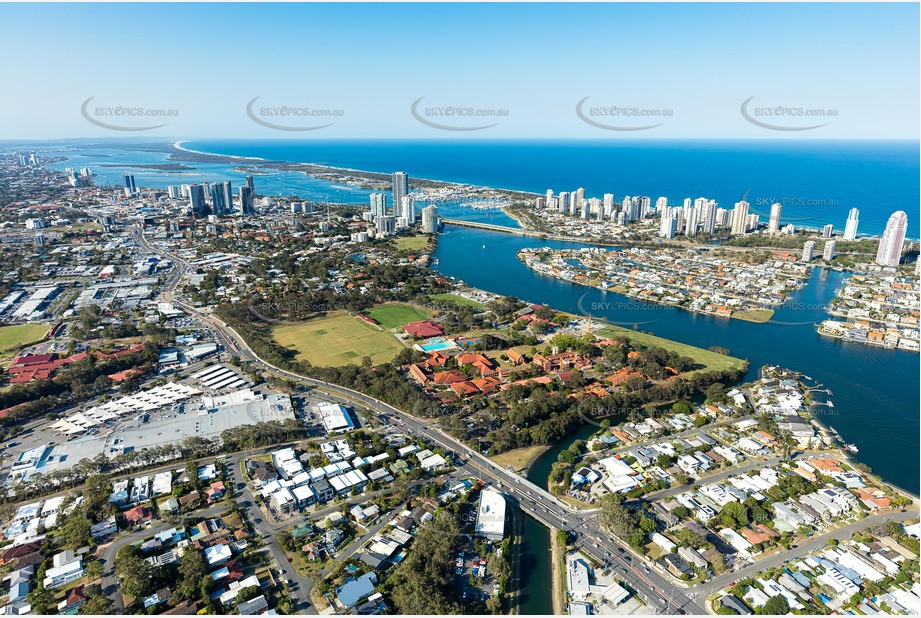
<box><xmin>856</xmin><ymin>488</ymin><xmax>891</xmax><ymax>510</ymax></box>
<box><xmin>206</xmin><ymin>481</ymin><xmax>226</xmax><ymax>502</ymax></box>
<box><xmin>808</xmin><ymin>458</ymin><xmax>844</xmax><ymax>474</ymax></box>
<box><xmin>404</xmin><ymin>321</ymin><xmax>445</xmax><ymax>338</ymax></box>
<box><xmin>424</xmin><ymin>351</ymin><xmax>449</xmax><ymax>368</ymax></box>
<box><xmin>609</xmin><ymin>367</ymin><xmax>646</xmax><ymax>387</ymax></box>
<box><xmin>507</xmin><ymin>349</ymin><xmax>526</xmax><ymax>365</ymax></box>
<box><xmin>471</xmin><ymin>377</ymin><xmax>501</xmax><ymax>395</ymax></box>
<box><xmin>450</xmin><ymin>381</ymin><xmax>480</xmax><ymax>397</ymax></box>
<box><xmin>500</xmin><ymin>375</ymin><xmax>554</xmax><ymax>390</ymax></box>
<box><xmin>108</xmin><ymin>368</ymin><xmax>141</xmax><ymax>382</ymax></box>
<box><xmin>740</xmin><ymin>523</ymin><xmax>778</xmax><ymax>546</ymax></box>
<box><xmin>8</xmin><ymin>353</ymin><xmax>57</xmax><ymax>367</ymax></box>
<box><xmin>124</xmin><ymin>506</ymin><xmax>153</xmax><ymax>526</ymax></box>
<box><xmin>432</xmin><ymin>370</ymin><xmax>467</xmax><ymax>385</ymax></box>
<box><xmin>407</xmin><ymin>364</ymin><xmax>430</xmax><ymax>385</ymax></box>
<box><xmin>532</xmin><ymin>351</ymin><xmax>581</xmax><ymax>372</ymax></box>
<box><xmin>456</xmin><ymin>352</ymin><xmax>491</xmax><ymax>367</ymax></box>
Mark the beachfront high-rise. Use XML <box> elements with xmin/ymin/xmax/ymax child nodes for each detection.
<box><xmin>768</xmin><ymin>203</ymin><xmax>782</xmax><ymax>234</ymax></box>
<box><xmin>684</xmin><ymin>207</ymin><xmax>699</xmax><ymax>236</ymax></box>
<box><xmin>422</xmin><ymin>204</ymin><xmax>439</xmax><ymax>234</ymax></box>
<box><xmin>392</xmin><ymin>172</ymin><xmax>408</xmax><ymax>213</ymax></box>
<box><xmin>700</xmin><ymin>200</ymin><xmax>718</xmax><ymax>234</ymax></box>
<box><xmin>731</xmin><ymin>200</ymin><xmax>750</xmax><ymax>235</ymax></box>
<box><xmin>844</xmin><ymin>208</ymin><xmax>860</xmax><ymax>241</ymax></box>
<box><xmin>876</xmin><ymin>210</ymin><xmax>908</xmax><ymax>267</ymax></box>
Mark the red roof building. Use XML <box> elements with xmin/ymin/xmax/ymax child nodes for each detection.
<box><xmin>433</xmin><ymin>370</ymin><xmax>467</xmax><ymax>385</ymax></box>
<box><xmin>124</xmin><ymin>506</ymin><xmax>153</xmax><ymax>525</ymax></box>
<box><xmin>450</xmin><ymin>381</ymin><xmax>480</xmax><ymax>397</ymax></box>
<box><xmin>404</xmin><ymin>321</ymin><xmax>445</xmax><ymax>338</ymax></box>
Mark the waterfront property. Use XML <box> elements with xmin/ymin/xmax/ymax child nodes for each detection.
<box><xmin>519</xmin><ymin>246</ymin><xmax>809</xmax><ymax>324</ymax></box>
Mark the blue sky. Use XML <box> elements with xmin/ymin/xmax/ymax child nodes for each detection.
<box><xmin>1</xmin><ymin>3</ymin><xmax>917</xmax><ymax>139</ymax></box>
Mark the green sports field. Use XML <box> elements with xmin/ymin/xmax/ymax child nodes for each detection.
<box><xmin>0</xmin><ymin>323</ymin><xmax>50</xmax><ymax>355</ymax></box>
<box><xmin>595</xmin><ymin>324</ymin><xmax>747</xmax><ymax>374</ymax></box>
<box><xmin>394</xmin><ymin>236</ymin><xmax>431</xmax><ymax>252</ymax></box>
<box><xmin>272</xmin><ymin>313</ymin><xmax>405</xmax><ymax>367</ymax></box>
<box><xmin>363</xmin><ymin>303</ymin><xmax>433</xmax><ymax>330</ymax></box>
<box><xmin>429</xmin><ymin>293</ymin><xmax>485</xmax><ymax>308</ymax></box>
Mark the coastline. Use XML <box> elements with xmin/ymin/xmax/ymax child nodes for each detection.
<box><xmin>168</xmin><ymin>140</ymin><xmax>543</xmax><ymax>199</ymax></box>
<box><xmin>807</xmin><ymin>413</ymin><xmax>921</xmax><ymax>503</ymax></box>
<box><xmin>172</xmin><ymin>140</ymin><xmax>268</xmax><ymax>163</ymax></box>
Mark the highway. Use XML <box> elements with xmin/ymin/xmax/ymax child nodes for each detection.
<box><xmin>134</xmin><ymin>226</ymin><xmax>706</xmax><ymax>613</ymax></box>
<box><xmin>135</xmin><ymin>228</ymin><xmax>919</xmax><ymax>615</ymax></box>
<box><xmin>168</xmin><ymin>298</ymin><xmax>706</xmax><ymax>614</ymax></box>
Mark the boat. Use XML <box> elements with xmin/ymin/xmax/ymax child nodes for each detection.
<box><xmin>844</xmin><ymin>443</ymin><xmax>859</xmax><ymax>453</ymax></box>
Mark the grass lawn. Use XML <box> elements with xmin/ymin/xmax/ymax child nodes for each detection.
<box><xmin>363</xmin><ymin>303</ymin><xmax>433</xmax><ymax>330</ymax></box>
<box><xmin>488</xmin><ymin>445</ymin><xmax>548</xmax><ymax>473</ymax></box>
<box><xmin>47</xmin><ymin>222</ymin><xmax>102</xmax><ymax>233</ymax></box>
<box><xmin>731</xmin><ymin>308</ymin><xmax>775</xmax><ymax>323</ymax></box>
<box><xmin>272</xmin><ymin>313</ymin><xmax>405</xmax><ymax>367</ymax></box>
<box><xmin>429</xmin><ymin>292</ymin><xmax>485</xmax><ymax>308</ymax></box>
<box><xmin>0</xmin><ymin>323</ymin><xmax>50</xmax><ymax>354</ymax></box>
<box><xmin>595</xmin><ymin>324</ymin><xmax>746</xmax><ymax>373</ymax></box>
<box><xmin>394</xmin><ymin>236</ymin><xmax>431</xmax><ymax>252</ymax></box>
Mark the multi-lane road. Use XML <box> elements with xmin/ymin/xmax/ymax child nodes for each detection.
<box><xmin>166</xmin><ymin>295</ymin><xmax>707</xmax><ymax>614</ymax></box>
<box><xmin>134</xmin><ymin>229</ymin><xmax>917</xmax><ymax>616</ymax></box>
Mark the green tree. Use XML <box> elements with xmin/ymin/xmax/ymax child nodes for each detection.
<box><xmin>80</xmin><ymin>591</ymin><xmax>115</xmax><ymax>615</ymax></box>
<box><xmin>235</xmin><ymin>585</ymin><xmax>261</xmax><ymax>604</ymax></box>
<box><xmin>115</xmin><ymin>553</ymin><xmax>154</xmax><ymax>598</ymax></box>
<box><xmin>176</xmin><ymin>548</ymin><xmax>207</xmax><ymax>600</ymax></box>
<box><xmin>27</xmin><ymin>586</ymin><xmax>54</xmax><ymax>615</ymax></box>
<box><xmin>760</xmin><ymin>595</ymin><xmax>789</xmax><ymax>615</ymax></box>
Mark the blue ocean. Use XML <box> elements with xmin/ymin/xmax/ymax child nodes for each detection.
<box><xmin>25</xmin><ymin>138</ymin><xmax>921</xmax><ymax>492</ymax></box>
<box><xmin>184</xmin><ymin>139</ymin><xmax>919</xmax><ymax>238</ymax></box>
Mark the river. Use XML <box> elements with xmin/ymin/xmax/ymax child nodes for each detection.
<box><xmin>518</xmin><ymin>512</ymin><xmax>555</xmax><ymax>615</ymax></box>
<box><xmin>433</xmin><ymin>224</ymin><xmax>920</xmax><ymax>495</ymax></box>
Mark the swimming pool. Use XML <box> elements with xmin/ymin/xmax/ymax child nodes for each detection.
<box><xmin>417</xmin><ymin>338</ymin><xmax>457</xmax><ymax>352</ymax></box>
